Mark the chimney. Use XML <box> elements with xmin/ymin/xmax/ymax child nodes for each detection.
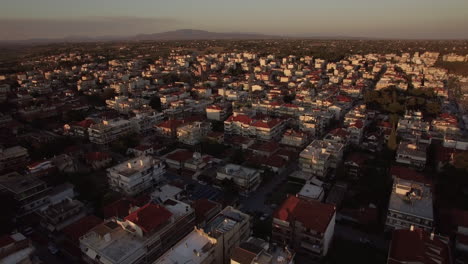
<box><xmin>410</xmin><ymin>225</ymin><xmax>415</xmax><ymax>231</ymax></box>
<box><xmin>430</xmin><ymin>232</ymin><xmax>435</xmax><ymax>240</ymax></box>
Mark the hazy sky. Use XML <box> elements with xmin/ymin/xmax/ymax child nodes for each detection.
<box><xmin>1</xmin><ymin>0</ymin><xmax>468</xmax><ymax>40</ymax></box>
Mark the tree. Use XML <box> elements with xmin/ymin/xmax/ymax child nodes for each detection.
<box><xmin>283</xmin><ymin>93</ymin><xmax>295</xmax><ymax>104</ymax></box>
<box><xmin>387</xmin><ymin>127</ymin><xmax>398</xmax><ymax>151</ymax></box>
<box><xmin>149</xmin><ymin>96</ymin><xmax>162</xmax><ymax>111</ymax></box>
<box><xmin>101</xmin><ymin>88</ymin><xmax>116</xmax><ymax>100</ymax></box>
<box><xmin>453</xmin><ymin>152</ymin><xmax>468</xmax><ymax>171</ymax></box>
<box><xmin>221</xmin><ymin>178</ymin><xmax>238</xmax><ymax>195</ymax></box>
<box><xmin>0</xmin><ymin>193</ymin><xmax>19</xmax><ymax>234</ymax></box>
<box><xmin>231</xmin><ymin>149</ymin><xmax>245</xmax><ymax>165</ymax></box>
<box><xmin>426</xmin><ymin>101</ymin><xmax>441</xmax><ymax>115</ymax></box>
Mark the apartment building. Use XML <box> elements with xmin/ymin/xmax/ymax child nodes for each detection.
<box><xmin>177</xmin><ymin>121</ymin><xmax>212</xmax><ymax>145</ymax></box>
<box><xmin>0</xmin><ymin>146</ymin><xmax>29</xmax><ymax>173</ymax></box>
<box><xmin>272</xmin><ymin>196</ymin><xmax>336</xmax><ymax>258</ymax></box>
<box><xmin>39</xmin><ymin>198</ymin><xmax>85</xmax><ymax>232</ymax></box>
<box><xmin>385</xmin><ymin>176</ymin><xmax>434</xmax><ymax>231</ymax></box>
<box><xmin>396</xmin><ymin>141</ymin><xmax>427</xmax><ymax>169</ymax></box>
<box><xmin>206</xmin><ymin>103</ymin><xmax>232</xmax><ymax>121</ymax></box>
<box><xmin>64</xmin><ymin>119</ymin><xmax>95</xmax><ymax>138</ymax></box>
<box><xmin>0</xmin><ymin>172</ymin><xmax>50</xmax><ymax>216</ymax></box>
<box><xmin>130</xmin><ymin>111</ymin><xmax>164</xmax><ymax>134</ymax></box>
<box><xmin>107</xmin><ymin>156</ymin><xmax>165</xmax><ymax>196</ymax></box>
<box><xmin>88</xmin><ymin>119</ymin><xmax>135</xmax><ymax>145</ymax></box>
<box><xmin>216</xmin><ymin>164</ymin><xmax>261</xmax><ymax>196</ymax></box>
<box><xmin>154</xmin><ymin>228</ymin><xmax>218</xmax><ymax>264</ymax></box>
<box><xmin>80</xmin><ymin>199</ymin><xmax>196</xmax><ymax>264</ymax></box>
<box><xmin>280</xmin><ymin>129</ymin><xmax>310</xmax><ymax>148</ymax></box>
<box><xmin>224</xmin><ymin>114</ymin><xmax>286</xmax><ymax>141</ymax></box>
<box><xmin>230</xmin><ymin>237</ymin><xmax>295</xmax><ymax>264</ymax></box>
<box><xmin>0</xmin><ymin>233</ymin><xmax>35</xmax><ymax>264</ymax></box>
<box><xmin>205</xmin><ymin>207</ymin><xmax>251</xmax><ymax>264</ymax></box>
<box><xmin>299</xmin><ymin>111</ymin><xmax>334</xmax><ymax>137</ymax></box>
<box><xmin>387</xmin><ymin>227</ymin><xmax>452</xmax><ymax>264</ymax></box>
<box><xmin>299</xmin><ymin>140</ymin><xmax>344</xmax><ymax>179</ymax></box>
<box><xmin>106</xmin><ymin>96</ymin><xmax>147</xmax><ymax>114</ymax></box>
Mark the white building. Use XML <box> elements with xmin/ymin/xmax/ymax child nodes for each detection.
<box><xmin>299</xmin><ymin>140</ymin><xmax>344</xmax><ymax>179</ymax></box>
<box><xmin>216</xmin><ymin>164</ymin><xmax>261</xmax><ymax>195</ymax></box>
<box><xmin>154</xmin><ymin>228</ymin><xmax>218</xmax><ymax>264</ymax></box>
<box><xmin>88</xmin><ymin>119</ymin><xmax>135</xmax><ymax>145</ymax></box>
<box><xmin>386</xmin><ymin>177</ymin><xmax>434</xmax><ymax>231</ymax></box>
<box><xmin>107</xmin><ymin>156</ymin><xmax>165</xmax><ymax>196</ymax></box>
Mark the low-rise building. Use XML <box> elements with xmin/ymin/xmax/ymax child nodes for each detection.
<box><xmin>387</xmin><ymin>227</ymin><xmax>452</xmax><ymax>264</ymax></box>
<box><xmin>280</xmin><ymin>129</ymin><xmax>310</xmax><ymax>148</ymax></box>
<box><xmin>0</xmin><ymin>146</ymin><xmax>29</xmax><ymax>173</ymax></box>
<box><xmin>205</xmin><ymin>206</ymin><xmax>251</xmax><ymax>264</ymax></box>
<box><xmin>88</xmin><ymin>119</ymin><xmax>135</xmax><ymax>145</ymax></box>
<box><xmin>80</xmin><ymin>199</ymin><xmax>196</xmax><ymax>264</ymax></box>
<box><xmin>385</xmin><ymin>172</ymin><xmax>434</xmax><ymax>231</ymax></box>
<box><xmin>396</xmin><ymin>141</ymin><xmax>427</xmax><ymax>169</ymax></box>
<box><xmin>0</xmin><ymin>172</ymin><xmax>50</xmax><ymax>216</ymax></box>
<box><xmin>299</xmin><ymin>140</ymin><xmax>344</xmax><ymax>179</ymax></box>
<box><xmin>154</xmin><ymin>227</ymin><xmax>218</xmax><ymax>264</ymax></box>
<box><xmin>272</xmin><ymin>196</ymin><xmax>336</xmax><ymax>258</ymax></box>
<box><xmin>39</xmin><ymin>198</ymin><xmax>86</xmax><ymax>232</ymax></box>
<box><xmin>206</xmin><ymin>103</ymin><xmax>232</xmax><ymax>121</ymax></box>
<box><xmin>0</xmin><ymin>233</ymin><xmax>35</xmax><ymax>264</ymax></box>
<box><xmin>107</xmin><ymin>156</ymin><xmax>165</xmax><ymax>196</ymax></box>
<box><xmin>177</xmin><ymin>121</ymin><xmax>212</xmax><ymax>145</ymax></box>
<box><xmin>230</xmin><ymin>237</ymin><xmax>295</xmax><ymax>264</ymax></box>
<box><xmin>216</xmin><ymin>164</ymin><xmax>261</xmax><ymax>196</ymax></box>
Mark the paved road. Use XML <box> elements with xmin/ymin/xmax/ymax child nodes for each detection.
<box><xmin>239</xmin><ymin>163</ymin><xmax>298</xmax><ymax>215</ymax></box>
<box><xmin>334</xmin><ymin>224</ymin><xmax>389</xmax><ymax>252</ymax></box>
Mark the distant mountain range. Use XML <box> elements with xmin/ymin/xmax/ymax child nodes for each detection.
<box><xmin>0</xmin><ymin>29</ymin><xmax>371</xmax><ymax>44</ymax></box>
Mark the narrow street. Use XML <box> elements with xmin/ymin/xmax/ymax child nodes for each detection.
<box><xmin>239</xmin><ymin>163</ymin><xmax>298</xmax><ymax>215</ymax></box>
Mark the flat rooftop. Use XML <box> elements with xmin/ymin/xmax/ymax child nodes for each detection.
<box><xmin>81</xmin><ymin>221</ymin><xmax>145</xmax><ymax>264</ymax></box>
<box><xmin>155</xmin><ymin>228</ymin><xmax>216</xmax><ymax>264</ymax></box>
<box><xmin>205</xmin><ymin>207</ymin><xmax>247</xmax><ymax>238</ymax></box>
<box><xmin>108</xmin><ymin>155</ymin><xmax>161</xmax><ymax>178</ymax></box>
<box><xmin>298</xmin><ymin>183</ymin><xmax>324</xmax><ymax>200</ymax></box>
<box><xmin>388</xmin><ymin>179</ymin><xmax>434</xmax><ymax>220</ymax></box>
<box><xmin>162</xmin><ymin>199</ymin><xmax>193</xmax><ymax>218</ymax></box>
<box><xmin>0</xmin><ymin>172</ymin><xmax>46</xmax><ymax>194</ymax></box>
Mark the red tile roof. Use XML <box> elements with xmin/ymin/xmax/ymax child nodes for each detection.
<box><xmin>265</xmin><ymin>155</ymin><xmax>287</xmax><ymax>168</ymax></box>
<box><xmin>85</xmin><ymin>152</ymin><xmax>111</xmax><ymax>162</ymax></box>
<box><xmin>206</xmin><ymin>105</ymin><xmax>222</xmax><ymax>110</ymax></box>
<box><xmin>75</xmin><ymin>119</ymin><xmax>95</xmax><ymax>128</ymax></box>
<box><xmin>62</xmin><ymin>215</ymin><xmax>103</xmax><ymax>243</ymax></box>
<box><xmin>166</xmin><ymin>149</ymin><xmax>193</xmax><ymax>162</ymax></box>
<box><xmin>274</xmin><ymin>196</ymin><xmax>335</xmax><ymax>233</ymax></box>
<box><xmin>388</xmin><ymin>228</ymin><xmax>451</xmax><ymax>264</ymax></box>
<box><xmin>345</xmin><ymin>152</ymin><xmax>368</xmax><ymax>167</ymax></box>
<box><xmin>103</xmin><ymin>197</ymin><xmax>138</xmax><ymax>219</ymax></box>
<box><xmin>0</xmin><ymin>235</ymin><xmax>14</xmax><ymax>248</ymax></box>
<box><xmin>251</xmin><ymin>119</ymin><xmax>282</xmax><ymax>129</ymax></box>
<box><xmin>336</xmin><ymin>95</ymin><xmax>352</xmax><ymax>102</ymax></box>
<box><xmin>250</xmin><ymin>141</ymin><xmax>280</xmax><ymax>154</ymax></box>
<box><xmin>125</xmin><ymin>203</ymin><xmax>172</xmax><ymax>234</ymax></box>
<box><xmin>349</xmin><ymin>120</ymin><xmax>364</xmax><ymax>129</ymax></box>
<box><xmin>329</xmin><ymin>128</ymin><xmax>350</xmax><ymax>137</ymax></box>
<box><xmin>193</xmin><ymin>199</ymin><xmax>220</xmax><ymax>224</ymax></box>
<box><xmin>451</xmin><ymin>208</ymin><xmax>468</xmax><ymax>228</ymax></box>
<box><xmin>226</xmin><ymin>114</ymin><xmax>252</xmax><ymax>125</ymax></box>
<box><xmin>390</xmin><ymin>166</ymin><xmax>431</xmax><ymax>185</ymax></box>
<box><xmin>157</xmin><ymin>119</ymin><xmax>183</xmax><ymax>129</ymax></box>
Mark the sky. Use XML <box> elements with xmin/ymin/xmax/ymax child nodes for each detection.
<box><xmin>1</xmin><ymin>0</ymin><xmax>468</xmax><ymax>40</ymax></box>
